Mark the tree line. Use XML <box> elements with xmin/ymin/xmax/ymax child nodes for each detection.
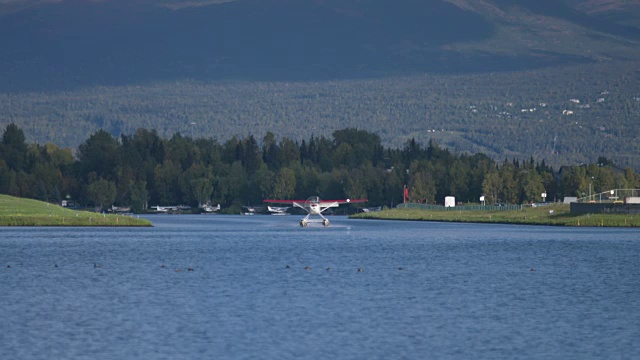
<box><xmin>0</xmin><ymin>124</ymin><xmax>638</xmax><ymax>213</ymax></box>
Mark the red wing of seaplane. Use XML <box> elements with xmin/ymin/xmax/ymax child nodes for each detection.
<box><xmin>264</xmin><ymin>196</ymin><xmax>367</xmax><ymax>227</ymax></box>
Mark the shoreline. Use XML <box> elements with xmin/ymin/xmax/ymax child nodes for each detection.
<box><xmin>0</xmin><ymin>195</ymin><xmax>152</xmax><ymax>227</ymax></box>
<box><xmin>350</xmin><ymin>204</ymin><xmax>640</xmax><ymax>227</ymax></box>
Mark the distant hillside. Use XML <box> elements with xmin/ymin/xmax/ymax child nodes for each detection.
<box><xmin>0</xmin><ymin>0</ymin><xmax>639</xmax><ymax>169</ymax></box>
<box><xmin>2</xmin><ymin>61</ymin><xmax>639</xmax><ymax>170</ymax></box>
<box><xmin>0</xmin><ymin>0</ymin><xmax>489</xmax><ymax>90</ymax></box>
<box><xmin>1</xmin><ymin>0</ymin><xmax>639</xmax><ymax>90</ymax></box>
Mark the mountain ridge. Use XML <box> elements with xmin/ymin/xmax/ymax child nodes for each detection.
<box><xmin>0</xmin><ymin>0</ymin><xmax>639</xmax><ymax>169</ymax></box>
<box><xmin>1</xmin><ymin>0</ymin><xmax>639</xmax><ymax>91</ymax></box>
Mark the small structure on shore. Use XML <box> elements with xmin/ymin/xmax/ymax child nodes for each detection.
<box><xmin>445</xmin><ymin>196</ymin><xmax>456</xmax><ymax>208</ymax></box>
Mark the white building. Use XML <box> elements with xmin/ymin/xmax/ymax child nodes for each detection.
<box><xmin>445</xmin><ymin>196</ymin><xmax>456</xmax><ymax>208</ymax></box>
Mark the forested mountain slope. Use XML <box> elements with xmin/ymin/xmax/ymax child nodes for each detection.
<box><xmin>0</xmin><ymin>0</ymin><xmax>639</xmax><ymax>168</ymax></box>
<box><xmin>1</xmin><ymin>0</ymin><xmax>638</xmax><ymax>90</ymax></box>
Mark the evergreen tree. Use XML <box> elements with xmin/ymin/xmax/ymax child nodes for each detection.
<box><xmin>77</xmin><ymin>130</ymin><xmax>120</xmax><ymax>181</ymax></box>
<box><xmin>1</xmin><ymin>123</ymin><xmax>28</xmax><ymax>171</ymax></box>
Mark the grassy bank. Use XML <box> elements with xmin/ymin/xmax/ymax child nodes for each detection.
<box><xmin>351</xmin><ymin>204</ymin><xmax>640</xmax><ymax>227</ymax></box>
<box><xmin>0</xmin><ymin>195</ymin><xmax>152</xmax><ymax>227</ymax></box>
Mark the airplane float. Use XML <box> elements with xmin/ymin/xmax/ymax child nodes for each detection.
<box><xmin>264</xmin><ymin>196</ymin><xmax>367</xmax><ymax>227</ymax></box>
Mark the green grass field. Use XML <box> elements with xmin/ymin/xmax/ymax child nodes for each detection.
<box><xmin>351</xmin><ymin>204</ymin><xmax>640</xmax><ymax>227</ymax></box>
<box><xmin>0</xmin><ymin>195</ymin><xmax>152</xmax><ymax>227</ymax></box>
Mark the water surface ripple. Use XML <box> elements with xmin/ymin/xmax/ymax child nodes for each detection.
<box><xmin>1</xmin><ymin>215</ymin><xmax>639</xmax><ymax>359</ymax></box>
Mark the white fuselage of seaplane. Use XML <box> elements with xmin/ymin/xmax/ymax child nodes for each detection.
<box><xmin>308</xmin><ymin>202</ymin><xmax>321</xmax><ymax>214</ymax></box>
<box><xmin>298</xmin><ymin>200</ymin><xmax>338</xmax><ymax>215</ymax></box>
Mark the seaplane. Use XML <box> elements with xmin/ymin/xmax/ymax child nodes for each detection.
<box><xmin>242</xmin><ymin>205</ymin><xmax>264</xmax><ymax>215</ymax></box>
<box><xmin>151</xmin><ymin>205</ymin><xmax>174</xmax><ymax>213</ymax></box>
<box><xmin>201</xmin><ymin>203</ymin><xmax>221</xmax><ymax>213</ymax></box>
<box><xmin>110</xmin><ymin>205</ymin><xmax>131</xmax><ymax>213</ymax></box>
<box><xmin>267</xmin><ymin>206</ymin><xmax>290</xmax><ymax>215</ymax></box>
<box><xmin>264</xmin><ymin>196</ymin><xmax>367</xmax><ymax>227</ymax></box>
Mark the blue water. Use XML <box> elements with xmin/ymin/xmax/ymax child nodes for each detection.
<box><xmin>1</xmin><ymin>215</ymin><xmax>639</xmax><ymax>359</ymax></box>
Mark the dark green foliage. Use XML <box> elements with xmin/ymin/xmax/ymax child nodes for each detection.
<box><xmin>76</xmin><ymin>130</ymin><xmax>120</xmax><ymax>182</ymax></box>
<box><xmin>127</xmin><ymin>181</ymin><xmax>149</xmax><ymax>213</ymax></box>
<box><xmin>0</xmin><ymin>123</ymin><xmax>638</xmax><ymax>212</ymax></box>
<box><xmin>1</xmin><ymin>123</ymin><xmax>28</xmax><ymax>171</ymax></box>
<box><xmin>86</xmin><ymin>178</ymin><xmax>117</xmax><ymax>209</ymax></box>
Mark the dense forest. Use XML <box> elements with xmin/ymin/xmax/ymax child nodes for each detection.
<box><xmin>2</xmin><ymin>0</ymin><xmax>640</xmax><ymax>175</ymax></box>
<box><xmin>1</xmin><ymin>124</ymin><xmax>638</xmax><ymax>214</ymax></box>
<box><xmin>2</xmin><ymin>61</ymin><xmax>639</xmax><ymax>171</ymax></box>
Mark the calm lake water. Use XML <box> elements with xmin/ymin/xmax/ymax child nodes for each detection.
<box><xmin>1</xmin><ymin>215</ymin><xmax>639</xmax><ymax>359</ymax></box>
